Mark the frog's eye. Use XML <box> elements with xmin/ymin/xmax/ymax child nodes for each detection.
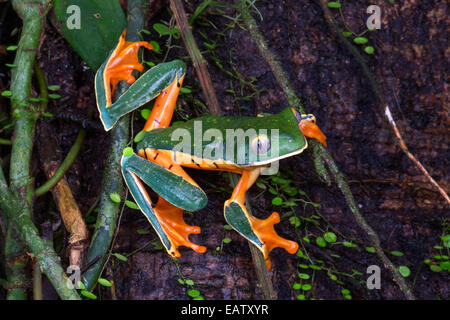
<box><xmin>251</xmin><ymin>135</ymin><xmax>271</xmax><ymax>154</ymax></box>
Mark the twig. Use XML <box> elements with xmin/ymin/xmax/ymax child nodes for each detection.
<box><xmin>82</xmin><ymin>0</ymin><xmax>147</xmax><ymax>291</ymax></box>
<box><xmin>236</xmin><ymin>0</ymin><xmax>416</xmax><ymax>300</ymax></box>
<box><xmin>170</xmin><ymin>0</ymin><xmax>276</xmax><ymax>299</ymax></box>
<box><xmin>37</xmin><ymin>123</ymin><xmax>89</xmax><ymax>268</ymax></box>
<box><xmin>318</xmin><ymin>0</ymin><xmax>449</xmax><ymax>205</ymax></box>
<box><xmin>170</xmin><ymin>0</ymin><xmax>221</xmax><ymax>115</ymax></box>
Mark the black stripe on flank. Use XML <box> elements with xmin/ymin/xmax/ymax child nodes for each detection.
<box><xmin>191</xmin><ymin>159</ymin><xmax>201</xmax><ymax>168</ymax></box>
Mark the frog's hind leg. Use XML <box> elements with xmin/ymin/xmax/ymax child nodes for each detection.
<box><xmin>224</xmin><ymin>168</ymin><xmax>299</xmax><ymax>269</ymax></box>
<box><xmin>122</xmin><ymin>151</ymin><xmax>207</xmax><ymax>258</ymax></box>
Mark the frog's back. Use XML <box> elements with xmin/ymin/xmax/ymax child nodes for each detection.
<box><xmin>137</xmin><ymin>108</ymin><xmax>307</xmax><ymax>166</ymax></box>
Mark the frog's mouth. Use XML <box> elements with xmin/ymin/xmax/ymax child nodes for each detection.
<box><xmin>299</xmin><ymin>120</ymin><xmax>327</xmax><ymax>147</ymax></box>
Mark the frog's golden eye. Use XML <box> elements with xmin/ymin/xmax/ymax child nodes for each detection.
<box><xmin>251</xmin><ymin>135</ymin><xmax>271</xmax><ymax>154</ymax></box>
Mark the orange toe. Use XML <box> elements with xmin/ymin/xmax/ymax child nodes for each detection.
<box><xmin>250</xmin><ymin>212</ymin><xmax>299</xmax><ymax>269</ymax></box>
<box><xmin>104</xmin><ymin>30</ymin><xmax>154</xmax><ymax>107</ymax></box>
<box><xmin>153</xmin><ymin>197</ymin><xmax>206</xmax><ymax>257</ymax></box>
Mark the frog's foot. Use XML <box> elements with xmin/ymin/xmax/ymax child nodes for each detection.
<box><xmin>224</xmin><ymin>200</ymin><xmax>298</xmax><ymax>269</ymax></box>
<box><xmin>223</xmin><ymin>168</ymin><xmax>298</xmax><ymax>269</ymax></box>
<box><xmin>103</xmin><ymin>30</ymin><xmax>154</xmax><ymax>106</ymax></box>
<box><xmin>121</xmin><ymin>151</ymin><xmax>207</xmax><ymax>258</ymax></box>
<box><xmin>153</xmin><ymin>197</ymin><xmax>206</xmax><ymax>258</ymax></box>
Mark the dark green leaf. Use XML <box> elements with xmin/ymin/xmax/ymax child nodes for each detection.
<box><xmin>53</xmin><ymin>0</ymin><xmax>126</xmax><ymax>71</ymax></box>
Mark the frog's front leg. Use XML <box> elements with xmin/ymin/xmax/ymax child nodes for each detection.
<box><xmin>95</xmin><ymin>30</ymin><xmax>186</xmax><ymax>131</ymax></box>
<box><xmin>224</xmin><ymin>168</ymin><xmax>299</xmax><ymax>269</ymax></box>
<box><xmin>122</xmin><ymin>149</ymin><xmax>207</xmax><ymax>258</ymax></box>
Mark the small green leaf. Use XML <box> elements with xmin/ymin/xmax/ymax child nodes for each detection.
<box><xmin>390</xmin><ymin>251</ymin><xmax>404</xmax><ymax>257</ymax></box>
<box><xmin>429</xmin><ymin>265</ymin><xmax>442</xmax><ymax>272</ymax></box>
<box><xmin>180</xmin><ymin>87</ymin><xmax>192</xmax><ymax>94</ymax></box>
<box><xmin>125</xmin><ymin>200</ymin><xmax>139</xmax><ymax>209</ymax></box>
<box><xmin>177</xmin><ymin>278</ymin><xmax>185</xmax><ymax>285</ymax></box>
<box><xmin>48</xmin><ymin>93</ymin><xmax>61</xmax><ymax>99</ymax></box>
<box><xmin>98</xmin><ymin>278</ymin><xmax>112</xmax><ymax>287</ymax></box>
<box><xmin>193</xmin><ymin>296</ymin><xmax>205</xmax><ymax>300</ymax></box>
<box><xmin>315</xmin><ymin>237</ymin><xmax>327</xmax><ymax>248</ymax></box>
<box><xmin>327</xmin><ymin>1</ymin><xmax>341</xmax><ymax>9</ymax></box>
<box><xmin>398</xmin><ymin>266</ymin><xmax>411</xmax><ymax>277</ymax></box>
<box><xmin>342</xmin><ymin>31</ymin><xmax>353</xmax><ymax>37</ymax></box>
<box><xmin>185</xmin><ymin>279</ymin><xmax>194</xmax><ymax>286</ymax></box>
<box><xmin>6</xmin><ymin>45</ymin><xmax>18</xmax><ymax>51</ymax></box>
<box><xmin>153</xmin><ymin>23</ymin><xmax>180</xmax><ymax>38</ymax></box>
<box><xmin>365</xmin><ymin>246</ymin><xmax>376</xmax><ymax>253</ymax></box>
<box><xmin>188</xmin><ymin>289</ymin><xmax>200</xmax><ymax>298</ymax></box>
<box><xmin>256</xmin><ymin>181</ymin><xmax>266</xmax><ymax>190</ymax></box>
<box><xmin>222</xmin><ymin>237</ymin><xmax>232</xmax><ymax>244</ymax></box>
<box><xmin>298</xmin><ymin>264</ymin><xmax>309</xmax><ymax>269</ymax></box>
<box><xmin>439</xmin><ymin>261</ymin><xmax>450</xmax><ymax>271</ymax></box>
<box><xmin>1</xmin><ymin>91</ymin><xmax>12</xmax><ymax>97</ymax></box>
<box><xmin>364</xmin><ymin>46</ymin><xmax>375</xmax><ymax>54</ymax></box>
<box><xmin>301</xmin><ymin>284</ymin><xmax>312</xmax><ymax>291</ymax></box>
<box><xmin>289</xmin><ymin>216</ymin><xmax>301</xmax><ymax>228</ymax></box>
<box><xmin>344</xmin><ymin>294</ymin><xmax>352</xmax><ymax>300</ymax></box>
<box><xmin>272</xmin><ymin>197</ymin><xmax>283</xmax><ymax>206</ymax></box>
<box><xmin>109</xmin><ymin>193</ymin><xmax>121</xmax><ymax>203</ymax></box>
<box><xmin>5</xmin><ymin>64</ymin><xmax>17</xmax><ymax>68</ymax></box>
<box><xmin>298</xmin><ymin>273</ymin><xmax>310</xmax><ymax>280</ymax></box>
<box><xmin>150</xmin><ymin>40</ymin><xmax>160</xmax><ymax>53</ymax></box>
<box><xmin>342</xmin><ymin>241</ymin><xmax>357</xmax><ymax>248</ymax></box>
<box><xmin>297</xmin><ymin>294</ymin><xmax>306</xmax><ymax>300</ymax></box>
<box><xmin>292</xmin><ymin>283</ymin><xmax>301</xmax><ymax>290</ymax></box>
<box><xmin>353</xmin><ymin>37</ymin><xmax>369</xmax><ymax>45</ymax></box>
<box><xmin>223</xmin><ymin>224</ymin><xmax>233</xmax><ymax>231</ymax></box>
<box><xmin>309</xmin><ymin>264</ymin><xmax>322</xmax><ymax>271</ymax></box>
<box><xmin>323</xmin><ymin>232</ymin><xmax>337</xmax><ymax>243</ymax></box>
<box><xmin>76</xmin><ymin>280</ymin><xmax>85</xmax><ymax>290</ymax></box>
<box><xmin>80</xmin><ymin>290</ymin><xmax>97</xmax><ymax>299</ymax></box>
<box><xmin>47</xmin><ymin>85</ymin><xmax>61</xmax><ymax>91</ymax></box>
<box><xmin>341</xmin><ymin>288</ymin><xmax>350</xmax><ymax>295</ymax></box>
<box><xmin>141</xmin><ymin>108</ymin><xmax>151</xmax><ymax>119</ymax></box>
<box><xmin>112</xmin><ymin>253</ymin><xmax>128</xmax><ymax>262</ymax></box>
<box><xmin>296</xmin><ymin>249</ymin><xmax>304</xmax><ymax>258</ymax></box>
<box><xmin>123</xmin><ymin>147</ymin><xmax>134</xmax><ymax>157</ymax></box>
<box><xmin>134</xmin><ymin>130</ymin><xmax>146</xmax><ymax>143</ymax></box>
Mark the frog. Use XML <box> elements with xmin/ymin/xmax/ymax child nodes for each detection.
<box><xmin>96</xmin><ymin>30</ymin><xmax>327</xmax><ymax>268</ymax></box>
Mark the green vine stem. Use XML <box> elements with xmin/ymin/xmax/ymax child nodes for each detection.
<box><xmin>0</xmin><ymin>0</ymin><xmax>81</xmax><ymax>300</ymax></box>
<box><xmin>236</xmin><ymin>0</ymin><xmax>416</xmax><ymax>300</ymax></box>
<box><xmin>82</xmin><ymin>0</ymin><xmax>147</xmax><ymax>291</ymax></box>
<box><xmin>34</xmin><ymin>126</ymin><xmax>88</xmax><ymax>197</ymax></box>
<box><xmin>33</xmin><ymin>62</ymin><xmax>89</xmax><ymax>197</ymax></box>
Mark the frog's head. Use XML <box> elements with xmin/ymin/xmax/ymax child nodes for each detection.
<box><xmin>292</xmin><ymin>109</ymin><xmax>327</xmax><ymax>147</ymax></box>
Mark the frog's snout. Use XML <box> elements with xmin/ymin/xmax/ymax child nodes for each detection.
<box><xmin>299</xmin><ymin>120</ymin><xmax>327</xmax><ymax>147</ymax></box>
